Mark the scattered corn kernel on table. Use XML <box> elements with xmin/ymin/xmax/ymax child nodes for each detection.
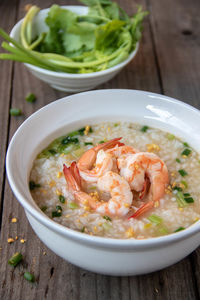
<box><xmin>0</xmin><ymin>0</ymin><xmax>200</xmax><ymax>299</ymax></box>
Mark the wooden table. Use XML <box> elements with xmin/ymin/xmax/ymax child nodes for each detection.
<box><xmin>0</xmin><ymin>0</ymin><xmax>200</xmax><ymax>299</ymax></box>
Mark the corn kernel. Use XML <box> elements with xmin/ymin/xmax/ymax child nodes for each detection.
<box><xmin>56</xmin><ymin>189</ymin><xmax>62</xmax><ymax>196</ymax></box>
<box><xmin>7</xmin><ymin>238</ymin><xmax>15</xmax><ymax>244</ymax></box>
<box><xmin>11</xmin><ymin>217</ymin><xmax>17</xmax><ymax>223</ymax></box>
<box><xmin>144</xmin><ymin>223</ymin><xmax>152</xmax><ymax>229</ymax></box>
<box><xmin>48</xmin><ymin>180</ymin><xmax>56</xmax><ymax>187</ymax></box>
<box><xmin>126</xmin><ymin>227</ymin><xmax>134</xmax><ymax>238</ymax></box>
<box><xmin>57</xmin><ymin>172</ymin><xmax>62</xmax><ymax>178</ymax></box>
<box><xmin>146</xmin><ymin>143</ymin><xmax>160</xmax><ymax>152</ymax></box>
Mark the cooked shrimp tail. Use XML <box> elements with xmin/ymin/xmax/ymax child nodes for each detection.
<box><xmin>78</xmin><ymin>137</ymin><xmax>123</xmax><ymax>172</ymax></box>
<box><xmin>63</xmin><ymin>163</ymin><xmax>81</xmax><ymax>192</ymax></box>
<box><xmin>129</xmin><ymin>201</ymin><xmax>154</xmax><ymax>219</ymax></box>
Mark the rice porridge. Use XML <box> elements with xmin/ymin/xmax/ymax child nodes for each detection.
<box><xmin>29</xmin><ymin>122</ymin><xmax>200</xmax><ymax>239</ymax></box>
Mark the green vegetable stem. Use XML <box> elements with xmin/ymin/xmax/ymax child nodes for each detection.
<box><xmin>0</xmin><ymin>1</ymin><xmax>148</xmax><ymax>74</ymax></box>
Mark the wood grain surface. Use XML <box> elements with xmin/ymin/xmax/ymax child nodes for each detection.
<box><xmin>0</xmin><ymin>0</ymin><xmax>199</xmax><ymax>299</ymax></box>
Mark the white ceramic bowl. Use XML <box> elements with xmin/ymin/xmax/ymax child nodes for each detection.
<box><xmin>10</xmin><ymin>6</ymin><xmax>139</xmax><ymax>92</ymax></box>
<box><xmin>6</xmin><ymin>90</ymin><xmax>200</xmax><ymax>276</ymax></box>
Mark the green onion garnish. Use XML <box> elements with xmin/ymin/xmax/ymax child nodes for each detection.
<box><xmin>81</xmin><ymin>226</ymin><xmax>85</xmax><ymax>233</ymax></box>
<box><xmin>59</xmin><ymin>195</ymin><xmax>65</xmax><ymax>203</ymax></box>
<box><xmin>181</xmin><ymin>180</ymin><xmax>188</xmax><ymax>188</ymax></box>
<box><xmin>148</xmin><ymin>214</ymin><xmax>162</xmax><ymax>225</ymax></box>
<box><xmin>158</xmin><ymin>227</ymin><xmax>169</xmax><ymax>235</ymax></box>
<box><xmin>8</xmin><ymin>252</ymin><xmax>23</xmax><ymax>267</ymax></box>
<box><xmin>103</xmin><ymin>216</ymin><xmax>112</xmax><ymax>222</ymax></box>
<box><xmin>29</xmin><ymin>181</ymin><xmax>41</xmax><ymax>190</ymax></box>
<box><xmin>69</xmin><ymin>202</ymin><xmax>79</xmax><ymax>209</ymax></box>
<box><xmin>41</xmin><ymin>206</ymin><xmax>47</xmax><ymax>212</ymax></box>
<box><xmin>183</xmin><ymin>142</ymin><xmax>190</xmax><ymax>147</ymax></box>
<box><xmin>176</xmin><ymin>191</ymin><xmax>188</xmax><ymax>207</ymax></box>
<box><xmin>24</xmin><ymin>272</ymin><xmax>35</xmax><ymax>282</ymax></box>
<box><xmin>176</xmin><ymin>158</ymin><xmax>181</xmax><ymax>163</ymax></box>
<box><xmin>178</xmin><ymin>169</ymin><xmax>188</xmax><ymax>177</ymax></box>
<box><xmin>184</xmin><ymin>197</ymin><xmax>194</xmax><ymax>203</ymax></box>
<box><xmin>10</xmin><ymin>108</ymin><xmax>22</xmax><ymax>116</ymax></box>
<box><xmin>172</xmin><ymin>186</ymin><xmax>183</xmax><ymax>192</ymax></box>
<box><xmin>174</xmin><ymin>227</ymin><xmax>185</xmax><ymax>232</ymax></box>
<box><xmin>183</xmin><ymin>193</ymin><xmax>190</xmax><ymax>197</ymax></box>
<box><xmin>84</xmin><ymin>142</ymin><xmax>93</xmax><ymax>146</ymax></box>
<box><xmin>25</xmin><ymin>93</ymin><xmax>36</xmax><ymax>103</ymax></box>
<box><xmin>48</xmin><ymin>149</ymin><xmax>57</xmax><ymax>155</ymax></box>
<box><xmin>52</xmin><ymin>211</ymin><xmax>62</xmax><ymax>217</ymax></box>
<box><xmin>114</xmin><ymin>123</ymin><xmax>119</xmax><ymax>127</ymax></box>
<box><xmin>89</xmin><ymin>127</ymin><xmax>93</xmax><ymax>133</ymax></box>
<box><xmin>141</xmin><ymin>125</ymin><xmax>149</xmax><ymax>132</ymax></box>
<box><xmin>167</xmin><ymin>133</ymin><xmax>175</xmax><ymax>140</ymax></box>
<box><xmin>181</xmin><ymin>149</ymin><xmax>191</xmax><ymax>156</ymax></box>
<box><xmin>102</xmin><ymin>222</ymin><xmax>111</xmax><ymax>231</ymax></box>
<box><xmin>99</xmin><ymin>140</ymin><xmax>105</xmax><ymax>144</ymax></box>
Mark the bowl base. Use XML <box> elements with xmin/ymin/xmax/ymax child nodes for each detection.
<box><xmin>51</xmin><ymin>84</ymin><xmax>96</xmax><ymax>93</ymax></box>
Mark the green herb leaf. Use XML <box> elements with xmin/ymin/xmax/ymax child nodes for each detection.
<box><xmin>148</xmin><ymin>214</ymin><xmax>162</xmax><ymax>225</ymax></box>
<box><xmin>183</xmin><ymin>142</ymin><xmax>190</xmax><ymax>147</ymax></box>
<box><xmin>81</xmin><ymin>226</ymin><xmax>86</xmax><ymax>233</ymax></box>
<box><xmin>41</xmin><ymin>206</ymin><xmax>47</xmax><ymax>212</ymax></box>
<box><xmin>10</xmin><ymin>108</ymin><xmax>22</xmax><ymax>116</ymax></box>
<box><xmin>52</xmin><ymin>211</ymin><xmax>62</xmax><ymax>217</ymax></box>
<box><xmin>141</xmin><ymin>125</ymin><xmax>149</xmax><ymax>132</ymax></box>
<box><xmin>99</xmin><ymin>140</ymin><xmax>105</xmax><ymax>144</ymax></box>
<box><xmin>181</xmin><ymin>180</ymin><xmax>188</xmax><ymax>188</ymax></box>
<box><xmin>172</xmin><ymin>186</ymin><xmax>183</xmax><ymax>192</ymax></box>
<box><xmin>178</xmin><ymin>169</ymin><xmax>188</xmax><ymax>177</ymax></box>
<box><xmin>84</xmin><ymin>142</ymin><xmax>93</xmax><ymax>146</ymax></box>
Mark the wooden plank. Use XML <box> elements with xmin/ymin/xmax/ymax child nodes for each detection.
<box><xmin>0</xmin><ymin>0</ymin><xmax>18</xmax><ymax>215</ymax></box>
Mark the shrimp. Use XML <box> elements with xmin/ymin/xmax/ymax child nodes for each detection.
<box><xmin>77</xmin><ymin>138</ymin><xmax>124</xmax><ymax>182</ymax></box>
<box><xmin>63</xmin><ymin>163</ymin><xmax>133</xmax><ymax>217</ymax></box>
<box><xmin>117</xmin><ymin>152</ymin><xmax>169</xmax><ymax>218</ymax></box>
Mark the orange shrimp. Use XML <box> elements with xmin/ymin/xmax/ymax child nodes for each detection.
<box><xmin>77</xmin><ymin>138</ymin><xmax>124</xmax><ymax>182</ymax></box>
<box><xmin>117</xmin><ymin>152</ymin><xmax>169</xmax><ymax>218</ymax></box>
<box><xmin>63</xmin><ymin>163</ymin><xmax>133</xmax><ymax>217</ymax></box>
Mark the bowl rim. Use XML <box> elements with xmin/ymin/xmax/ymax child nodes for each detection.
<box><xmin>6</xmin><ymin>89</ymin><xmax>200</xmax><ymax>249</ymax></box>
<box><xmin>10</xmin><ymin>5</ymin><xmax>139</xmax><ymax>79</ymax></box>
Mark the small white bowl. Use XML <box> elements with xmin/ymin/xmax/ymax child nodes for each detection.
<box><xmin>6</xmin><ymin>90</ymin><xmax>200</xmax><ymax>276</ymax></box>
<box><xmin>10</xmin><ymin>6</ymin><xmax>139</xmax><ymax>92</ymax></box>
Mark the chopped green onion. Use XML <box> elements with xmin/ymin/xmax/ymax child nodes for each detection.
<box><xmin>41</xmin><ymin>206</ymin><xmax>47</xmax><ymax>212</ymax></box>
<box><xmin>56</xmin><ymin>205</ymin><xmax>62</xmax><ymax>212</ymax></box>
<box><xmin>29</xmin><ymin>181</ymin><xmax>40</xmax><ymax>190</ymax></box>
<box><xmin>59</xmin><ymin>195</ymin><xmax>65</xmax><ymax>203</ymax></box>
<box><xmin>8</xmin><ymin>252</ymin><xmax>23</xmax><ymax>267</ymax></box>
<box><xmin>84</xmin><ymin>142</ymin><xmax>93</xmax><ymax>146</ymax></box>
<box><xmin>81</xmin><ymin>226</ymin><xmax>85</xmax><ymax>233</ymax></box>
<box><xmin>183</xmin><ymin>142</ymin><xmax>190</xmax><ymax>147</ymax></box>
<box><xmin>52</xmin><ymin>211</ymin><xmax>62</xmax><ymax>217</ymax></box>
<box><xmin>99</xmin><ymin>140</ymin><xmax>105</xmax><ymax>144</ymax></box>
<box><xmin>174</xmin><ymin>227</ymin><xmax>185</xmax><ymax>232</ymax></box>
<box><xmin>24</xmin><ymin>272</ymin><xmax>35</xmax><ymax>282</ymax></box>
<box><xmin>48</xmin><ymin>149</ymin><xmax>57</xmax><ymax>155</ymax></box>
<box><xmin>176</xmin><ymin>191</ymin><xmax>188</xmax><ymax>207</ymax></box>
<box><xmin>69</xmin><ymin>202</ymin><xmax>79</xmax><ymax>209</ymax></box>
<box><xmin>89</xmin><ymin>186</ymin><xmax>97</xmax><ymax>190</ymax></box>
<box><xmin>25</xmin><ymin>93</ymin><xmax>36</xmax><ymax>103</ymax></box>
<box><xmin>89</xmin><ymin>127</ymin><xmax>93</xmax><ymax>133</ymax></box>
<box><xmin>102</xmin><ymin>222</ymin><xmax>111</xmax><ymax>231</ymax></box>
<box><xmin>176</xmin><ymin>158</ymin><xmax>181</xmax><ymax>163</ymax></box>
<box><xmin>61</xmin><ymin>136</ymin><xmax>79</xmax><ymax>145</ymax></box>
<box><xmin>167</xmin><ymin>133</ymin><xmax>175</xmax><ymax>140</ymax></box>
<box><xmin>10</xmin><ymin>108</ymin><xmax>22</xmax><ymax>116</ymax></box>
<box><xmin>183</xmin><ymin>193</ymin><xmax>190</xmax><ymax>197</ymax></box>
<box><xmin>181</xmin><ymin>149</ymin><xmax>191</xmax><ymax>156</ymax></box>
<box><xmin>114</xmin><ymin>123</ymin><xmax>119</xmax><ymax>127</ymax></box>
<box><xmin>178</xmin><ymin>169</ymin><xmax>188</xmax><ymax>177</ymax></box>
<box><xmin>158</xmin><ymin>227</ymin><xmax>169</xmax><ymax>235</ymax></box>
<box><xmin>181</xmin><ymin>180</ymin><xmax>188</xmax><ymax>188</ymax></box>
<box><xmin>172</xmin><ymin>186</ymin><xmax>183</xmax><ymax>192</ymax></box>
<box><xmin>184</xmin><ymin>197</ymin><xmax>194</xmax><ymax>203</ymax></box>
<box><xmin>148</xmin><ymin>214</ymin><xmax>162</xmax><ymax>225</ymax></box>
<box><xmin>141</xmin><ymin>125</ymin><xmax>149</xmax><ymax>132</ymax></box>
<box><xmin>103</xmin><ymin>216</ymin><xmax>112</xmax><ymax>222</ymax></box>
